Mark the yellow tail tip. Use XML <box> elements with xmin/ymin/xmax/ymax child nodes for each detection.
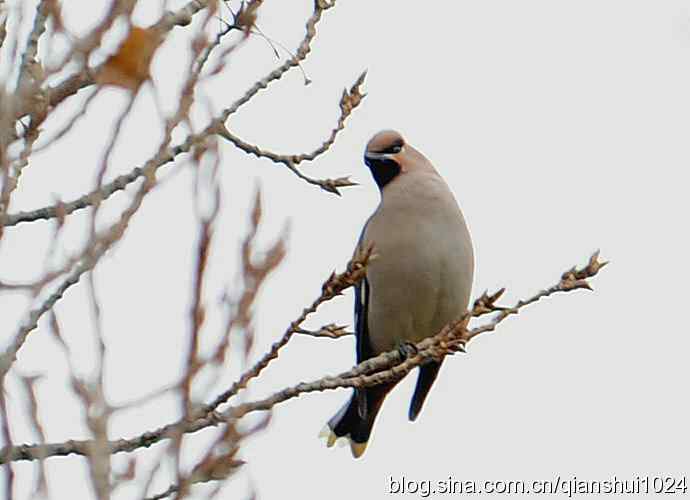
<box><xmin>319</xmin><ymin>426</ymin><xmax>369</xmax><ymax>457</ymax></box>
<box><xmin>350</xmin><ymin>440</ymin><xmax>368</xmax><ymax>459</ymax></box>
<box><xmin>318</xmin><ymin>425</ymin><xmax>338</xmax><ymax>448</ymax></box>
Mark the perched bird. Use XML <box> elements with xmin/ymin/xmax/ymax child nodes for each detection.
<box><xmin>321</xmin><ymin>130</ymin><xmax>475</xmax><ymax>458</ymax></box>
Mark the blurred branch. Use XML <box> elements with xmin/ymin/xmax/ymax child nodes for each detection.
<box><xmin>12</xmin><ymin>0</ymin><xmax>216</xmax><ymax>120</ymax></box>
<box><xmin>0</xmin><ymin>169</ymin><xmax>157</xmax><ymax>380</ymax></box>
<box><xmin>0</xmin><ymin>48</ymin><xmax>208</xmax><ymax>374</ymax></box>
<box><xmin>201</xmin><ymin>244</ymin><xmax>374</xmax><ymax>417</ymax></box>
<box><xmin>0</xmin><ymin>245</ymin><xmax>375</xmax><ymax>465</ymax></box>
<box><xmin>0</xmin><ymin>384</ymin><xmax>14</xmax><ymax>499</ymax></box>
<box><xmin>0</xmin><ymin>252</ymin><xmax>607</xmax><ymax>465</ymax></box>
<box><xmin>3</xmin><ymin>0</ymin><xmax>357</xmax><ymax>229</ymax></box>
<box><xmin>0</xmin><ymin>16</ymin><xmax>7</xmax><ymax>51</ymax></box>
<box><xmin>16</xmin><ymin>0</ymin><xmax>48</xmax><ymax>92</ymax></box>
<box><xmin>156</xmin><ymin>0</ymin><xmax>214</xmax><ymax>30</ymax></box>
<box><xmin>18</xmin><ymin>375</ymin><xmax>48</xmax><ymax>497</ymax></box>
<box><xmin>2</xmin><ymin>136</ymin><xmax>202</xmax><ymax>228</ymax></box>
<box><xmin>207</xmin><ymin>188</ymin><xmax>287</xmax><ymax>376</ymax></box>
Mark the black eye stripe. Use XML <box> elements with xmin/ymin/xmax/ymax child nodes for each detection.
<box><xmin>370</xmin><ymin>141</ymin><xmax>404</xmax><ymax>154</ymax></box>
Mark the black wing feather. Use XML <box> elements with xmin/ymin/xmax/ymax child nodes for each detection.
<box><xmin>353</xmin><ymin>215</ymin><xmax>376</xmax><ymax>419</ymax></box>
<box><xmin>354</xmin><ymin>277</ymin><xmax>373</xmax><ymax>363</ymax></box>
<box><xmin>353</xmin><ymin>276</ymin><xmax>372</xmax><ymax>419</ymax></box>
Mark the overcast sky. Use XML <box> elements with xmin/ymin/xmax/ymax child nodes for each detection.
<box><xmin>1</xmin><ymin>1</ymin><xmax>689</xmax><ymax>499</ymax></box>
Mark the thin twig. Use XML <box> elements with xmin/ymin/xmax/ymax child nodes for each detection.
<box><xmin>295</xmin><ymin>324</ymin><xmax>353</xmax><ymax>339</ymax></box>
<box><xmin>16</xmin><ymin>0</ymin><xmax>49</xmax><ymax>92</ymax></box>
<box><xmin>217</xmin><ymin>71</ymin><xmax>366</xmax><ymax>195</ymax></box>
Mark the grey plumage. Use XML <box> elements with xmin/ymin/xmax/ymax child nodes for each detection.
<box><xmin>321</xmin><ymin>130</ymin><xmax>474</xmax><ymax>458</ymax></box>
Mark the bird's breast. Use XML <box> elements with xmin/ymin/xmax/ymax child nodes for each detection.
<box><xmin>362</xmin><ymin>187</ymin><xmax>474</xmax><ymax>354</ymax></box>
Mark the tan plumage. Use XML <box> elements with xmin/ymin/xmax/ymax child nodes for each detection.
<box><xmin>322</xmin><ymin>130</ymin><xmax>474</xmax><ymax>458</ymax></box>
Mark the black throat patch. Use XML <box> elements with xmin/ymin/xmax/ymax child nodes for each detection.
<box><xmin>364</xmin><ymin>157</ymin><xmax>401</xmax><ymax>189</ymax></box>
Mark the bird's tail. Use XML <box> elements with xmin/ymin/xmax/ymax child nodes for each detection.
<box><xmin>408</xmin><ymin>360</ymin><xmax>443</xmax><ymax>421</ymax></box>
<box><xmin>320</xmin><ymin>382</ymin><xmax>396</xmax><ymax>458</ymax></box>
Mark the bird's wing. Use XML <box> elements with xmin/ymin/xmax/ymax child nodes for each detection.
<box><xmin>353</xmin><ymin>275</ymin><xmax>373</xmax><ymax>419</ymax></box>
<box><xmin>354</xmin><ymin>276</ymin><xmax>373</xmax><ymax>364</ymax></box>
<box><xmin>353</xmin><ymin>220</ymin><xmax>375</xmax><ymax>365</ymax></box>
<box><xmin>353</xmin><ymin>222</ymin><xmax>376</xmax><ymax>419</ymax></box>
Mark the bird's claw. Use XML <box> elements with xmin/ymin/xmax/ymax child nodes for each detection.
<box><xmin>397</xmin><ymin>341</ymin><xmax>418</xmax><ymax>359</ymax></box>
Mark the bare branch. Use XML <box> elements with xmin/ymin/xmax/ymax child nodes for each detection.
<box><xmin>217</xmin><ymin>71</ymin><xmax>365</xmax><ymax>194</ymax></box>
<box><xmin>218</xmin><ymin>0</ymin><xmax>340</xmax><ymax>121</ymax></box>
<box><xmin>0</xmin><ymin>162</ymin><xmax>158</xmax><ymax>379</ymax></box>
<box><xmin>155</xmin><ymin>0</ymin><xmax>215</xmax><ymax>32</ymax></box>
<box><xmin>0</xmin><ymin>5</ymin><xmax>610</xmax><ymax>498</ymax></box>
<box><xmin>465</xmin><ymin>250</ymin><xmax>609</xmax><ymax>343</ymax></box>
<box><xmin>295</xmin><ymin>323</ymin><xmax>353</xmax><ymax>339</ymax></box>
<box><xmin>0</xmin><ymin>252</ymin><xmax>606</xmax><ymax>465</ymax></box>
<box><xmin>3</xmin><ymin>0</ymin><xmax>355</xmax><ymax>233</ymax></box>
<box><xmin>0</xmin><ymin>381</ymin><xmax>15</xmax><ymax>499</ymax></box>
<box><xmin>16</xmin><ymin>0</ymin><xmax>49</xmax><ymax>92</ymax></box>
<box><xmin>0</xmin><ymin>15</ymin><xmax>7</xmax><ymax>50</ymax></box>
<box><xmin>12</xmin><ymin>0</ymin><xmax>216</xmax><ymax>120</ymax></box>
<box><xmin>201</xmin><ymin>244</ymin><xmax>374</xmax><ymax>416</ymax></box>
<box><xmin>18</xmin><ymin>374</ymin><xmax>48</xmax><ymax>497</ymax></box>
<box><xmin>2</xmin><ymin>136</ymin><xmax>197</xmax><ymax>227</ymax></box>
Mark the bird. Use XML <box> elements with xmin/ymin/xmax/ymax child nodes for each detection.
<box><xmin>321</xmin><ymin>130</ymin><xmax>474</xmax><ymax>458</ymax></box>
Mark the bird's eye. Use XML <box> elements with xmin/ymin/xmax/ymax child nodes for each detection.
<box><xmin>383</xmin><ymin>144</ymin><xmax>402</xmax><ymax>155</ymax></box>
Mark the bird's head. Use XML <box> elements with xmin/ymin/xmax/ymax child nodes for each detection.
<box><xmin>364</xmin><ymin>130</ymin><xmax>433</xmax><ymax>190</ymax></box>
<box><xmin>364</xmin><ymin>130</ymin><xmax>406</xmax><ymax>189</ymax></box>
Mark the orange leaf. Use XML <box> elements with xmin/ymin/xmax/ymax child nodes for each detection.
<box><xmin>97</xmin><ymin>26</ymin><xmax>163</xmax><ymax>91</ymax></box>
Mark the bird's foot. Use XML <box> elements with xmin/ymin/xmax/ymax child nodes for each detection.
<box><xmin>396</xmin><ymin>341</ymin><xmax>418</xmax><ymax>359</ymax></box>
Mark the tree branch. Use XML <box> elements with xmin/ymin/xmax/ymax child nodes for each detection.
<box><xmin>217</xmin><ymin>71</ymin><xmax>366</xmax><ymax>194</ymax></box>
<box><xmin>0</xmin><ymin>251</ymin><xmax>607</xmax><ymax>465</ymax></box>
<box><xmin>3</xmin><ymin>0</ymin><xmax>355</xmax><ymax>228</ymax></box>
<box><xmin>13</xmin><ymin>0</ymin><xmax>216</xmax><ymax>120</ymax></box>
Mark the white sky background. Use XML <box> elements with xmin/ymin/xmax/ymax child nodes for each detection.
<box><xmin>1</xmin><ymin>0</ymin><xmax>689</xmax><ymax>498</ymax></box>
